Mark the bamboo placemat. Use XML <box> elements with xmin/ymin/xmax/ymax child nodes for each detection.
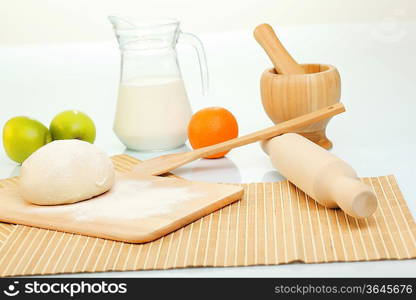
<box><xmin>0</xmin><ymin>154</ymin><xmax>415</xmax><ymax>277</ymax></box>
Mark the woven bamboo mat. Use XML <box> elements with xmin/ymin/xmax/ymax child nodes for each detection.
<box><xmin>0</xmin><ymin>154</ymin><xmax>415</xmax><ymax>277</ymax></box>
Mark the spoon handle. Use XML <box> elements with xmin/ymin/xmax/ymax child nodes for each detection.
<box><xmin>193</xmin><ymin>103</ymin><xmax>345</xmax><ymax>159</ymax></box>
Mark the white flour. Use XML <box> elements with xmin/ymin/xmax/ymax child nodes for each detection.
<box><xmin>29</xmin><ymin>179</ymin><xmax>203</xmax><ymax>222</ymax></box>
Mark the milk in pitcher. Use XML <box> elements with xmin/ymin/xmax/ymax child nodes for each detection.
<box><xmin>109</xmin><ymin>16</ymin><xmax>209</xmax><ymax>151</ymax></box>
<box><xmin>114</xmin><ymin>76</ymin><xmax>192</xmax><ymax>151</ymax></box>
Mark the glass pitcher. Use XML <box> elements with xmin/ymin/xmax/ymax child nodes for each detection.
<box><xmin>109</xmin><ymin>16</ymin><xmax>209</xmax><ymax>151</ymax></box>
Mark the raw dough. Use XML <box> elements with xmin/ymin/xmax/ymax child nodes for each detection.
<box><xmin>19</xmin><ymin>139</ymin><xmax>115</xmax><ymax>205</ymax></box>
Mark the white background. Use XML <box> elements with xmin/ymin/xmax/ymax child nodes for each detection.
<box><xmin>1</xmin><ymin>0</ymin><xmax>415</xmax><ymax>44</ymax></box>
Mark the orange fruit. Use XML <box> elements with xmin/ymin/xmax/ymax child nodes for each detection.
<box><xmin>188</xmin><ymin>107</ymin><xmax>238</xmax><ymax>159</ymax></box>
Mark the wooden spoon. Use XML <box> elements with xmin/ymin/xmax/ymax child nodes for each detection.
<box><xmin>132</xmin><ymin>103</ymin><xmax>345</xmax><ymax>176</ymax></box>
<box><xmin>254</xmin><ymin>23</ymin><xmax>305</xmax><ymax>74</ymax></box>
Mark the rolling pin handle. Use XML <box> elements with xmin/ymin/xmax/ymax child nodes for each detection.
<box><xmin>329</xmin><ymin>176</ymin><xmax>378</xmax><ymax>218</ymax></box>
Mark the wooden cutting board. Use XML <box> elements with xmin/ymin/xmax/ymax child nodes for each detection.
<box><xmin>0</xmin><ymin>171</ymin><xmax>243</xmax><ymax>243</ymax></box>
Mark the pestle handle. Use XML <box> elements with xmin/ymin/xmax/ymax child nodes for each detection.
<box><xmin>254</xmin><ymin>23</ymin><xmax>306</xmax><ymax>75</ymax></box>
<box><xmin>262</xmin><ymin>133</ymin><xmax>377</xmax><ymax>218</ymax></box>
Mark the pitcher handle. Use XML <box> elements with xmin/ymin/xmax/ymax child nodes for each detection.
<box><xmin>179</xmin><ymin>32</ymin><xmax>209</xmax><ymax>96</ymax></box>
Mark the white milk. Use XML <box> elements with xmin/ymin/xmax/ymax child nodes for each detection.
<box><xmin>114</xmin><ymin>77</ymin><xmax>192</xmax><ymax>151</ymax></box>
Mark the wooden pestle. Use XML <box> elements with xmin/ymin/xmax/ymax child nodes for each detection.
<box><xmin>254</xmin><ymin>23</ymin><xmax>305</xmax><ymax>74</ymax></box>
<box><xmin>261</xmin><ymin>133</ymin><xmax>377</xmax><ymax>218</ymax></box>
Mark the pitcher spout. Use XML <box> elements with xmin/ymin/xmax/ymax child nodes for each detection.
<box><xmin>108</xmin><ymin>15</ymin><xmax>137</xmax><ymax>30</ymax></box>
<box><xmin>108</xmin><ymin>16</ymin><xmax>181</xmax><ymax>50</ymax></box>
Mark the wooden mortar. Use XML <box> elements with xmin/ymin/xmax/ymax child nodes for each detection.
<box><xmin>260</xmin><ymin>64</ymin><xmax>341</xmax><ymax>149</ymax></box>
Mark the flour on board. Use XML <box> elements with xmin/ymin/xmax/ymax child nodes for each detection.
<box><xmin>29</xmin><ymin>179</ymin><xmax>204</xmax><ymax>222</ymax></box>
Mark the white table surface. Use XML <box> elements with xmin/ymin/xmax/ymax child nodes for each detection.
<box><xmin>1</xmin><ymin>21</ymin><xmax>415</xmax><ymax>277</ymax></box>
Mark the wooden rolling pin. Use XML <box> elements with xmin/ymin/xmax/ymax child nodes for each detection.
<box><xmin>262</xmin><ymin>133</ymin><xmax>377</xmax><ymax>218</ymax></box>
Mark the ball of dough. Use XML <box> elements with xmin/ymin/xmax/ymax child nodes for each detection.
<box><xmin>19</xmin><ymin>139</ymin><xmax>115</xmax><ymax>205</ymax></box>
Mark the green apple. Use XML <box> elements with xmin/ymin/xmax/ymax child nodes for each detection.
<box><xmin>49</xmin><ymin>110</ymin><xmax>96</xmax><ymax>143</ymax></box>
<box><xmin>2</xmin><ymin>116</ymin><xmax>52</xmax><ymax>163</ymax></box>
